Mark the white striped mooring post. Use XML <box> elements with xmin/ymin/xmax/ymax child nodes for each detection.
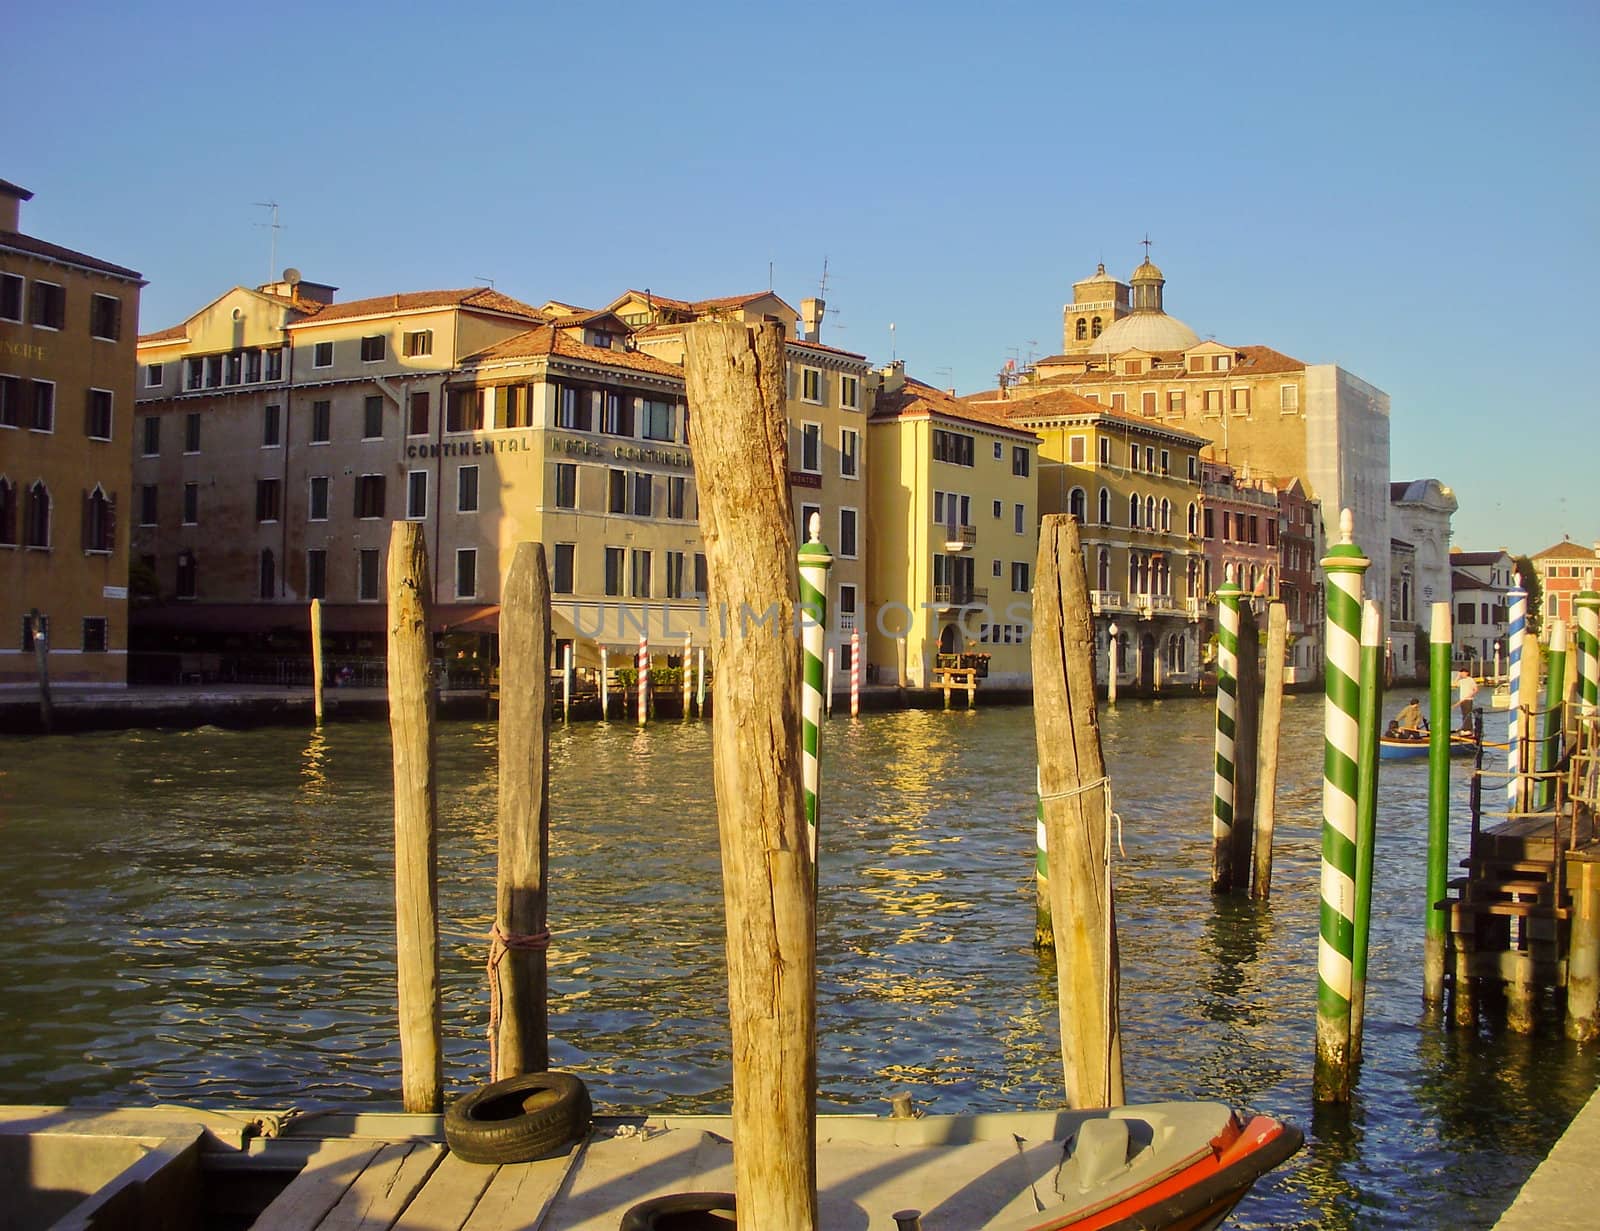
<box><xmin>681</xmin><ymin>631</ymin><xmax>692</xmax><ymax>719</ymax></box>
<box><xmin>561</xmin><ymin>642</ymin><xmax>573</xmax><ymax>722</ymax></box>
<box><xmin>1506</xmin><ymin>574</ymin><xmax>1527</xmax><ymax>810</ymax></box>
<box><xmin>1576</xmin><ymin>589</ymin><xmax>1599</xmax><ymax>718</ymax></box>
<box><xmin>599</xmin><ymin>645</ymin><xmax>609</xmax><ymax>721</ymax></box>
<box><xmin>798</xmin><ymin>512</ymin><xmax>833</xmax><ymax>874</ymax></box>
<box><xmin>636</xmin><ymin>635</ymin><xmax>648</xmax><ymax>727</ymax></box>
<box><xmin>850</xmin><ymin>626</ymin><xmax>861</xmax><ymax>718</ymax></box>
<box><xmin>1211</xmin><ymin>566</ymin><xmax>1242</xmax><ymax>893</ymax></box>
<box><xmin>1316</xmin><ymin>508</ymin><xmax>1369</xmax><ymax>1104</ymax></box>
<box><xmin>825</xmin><ymin>647</ymin><xmax>836</xmax><ymax>718</ymax></box>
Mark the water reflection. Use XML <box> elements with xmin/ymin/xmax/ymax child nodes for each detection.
<box><xmin>0</xmin><ymin>704</ymin><xmax>1594</xmax><ymax>1228</ymax></box>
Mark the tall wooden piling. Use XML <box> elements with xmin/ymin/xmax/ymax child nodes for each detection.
<box><xmin>1349</xmin><ymin>600</ymin><xmax>1384</xmax><ymax>1061</ymax></box>
<box><xmin>29</xmin><ymin>609</ymin><xmax>53</xmax><ymax>733</ymax></box>
<box><xmin>1211</xmin><ymin>572</ymin><xmax>1241</xmax><ymax>892</ymax></box>
<box><xmin>1566</xmin><ymin>851</ymin><xmax>1600</xmax><ymax>1042</ymax></box>
<box><xmin>1033</xmin><ymin>514</ymin><xmax>1124</xmax><ymax>1108</ymax></box>
<box><xmin>561</xmin><ymin>642</ymin><xmax>573</xmax><ymax>723</ymax></box>
<box><xmin>1253</xmin><ymin>602</ymin><xmax>1287</xmax><ymax>899</ymax></box>
<box><xmin>1538</xmin><ymin>622</ymin><xmax>1568</xmax><ymax>811</ymax></box>
<box><xmin>1424</xmin><ymin>602</ymin><xmax>1453</xmax><ymax>1008</ymax></box>
<box><xmin>599</xmin><ymin>646</ymin><xmax>610</xmax><ymax>720</ymax></box>
<box><xmin>492</xmin><ymin>544</ymin><xmax>552</xmax><ymax>1079</ymax></box>
<box><xmin>683</xmin><ymin>318</ymin><xmax>817</xmax><ymax>1229</ymax></box>
<box><xmin>1230</xmin><ymin>598</ymin><xmax>1261</xmax><ymax>893</ymax></box>
<box><xmin>385</xmin><ymin>522</ymin><xmax>441</xmax><ymax>1113</ymax></box>
<box><xmin>310</xmin><ymin>598</ymin><xmax>325</xmax><ymax>725</ymax></box>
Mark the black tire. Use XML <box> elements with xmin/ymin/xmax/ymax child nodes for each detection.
<box><xmin>619</xmin><ymin>1192</ymin><xmax>736</xmax><ymax>1230</ymax></box>
<box><xmin>444</xmin><ymin>1070</ymin><xmax>592</xmax><ymax>1165</ymax></box>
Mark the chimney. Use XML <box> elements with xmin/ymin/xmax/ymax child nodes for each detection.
<box><xmin>0</xmin><ymin>178</ymin><xmax>35</xmax><ymax>233</ymax></box>
<box><xmin>800</xmin><ymin>297</ymin><xmax>825</xmax><ymax>343</ymax></box>
<box><xmin>876</xmin><ymin>359</ymin><xmax>906</xmax><ymax>394</ymax></box>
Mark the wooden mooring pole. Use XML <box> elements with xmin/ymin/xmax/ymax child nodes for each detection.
<box><xmin>386</xmin><ymin>522</ymin><xmax>441</xmax><ymax>1113</ymax></box>
<box><xmin>1211</xmin><ymin>570</ymin><xmax>1241</xmax><ymax>892</ymax></box>
<box><xmin>1252</xmin><ymin>602</ymin><xmax>1287</xmax><ymax>899</ymax></box>
<box><xmin>310</xmin><ymin>598</ymin><xmax>325</xmax><ymax>724</ymax></box>
<box><xmin>1566</xmin><ymin>851</ymin><xmax>1600</xmax><ymax>1042</ymax></box>
<box><xmin>683</xmin><ymin>318</ymin><xmax>816</xmax><ymax>1229</ymax></box>
<box><xmin>1033</xmin><ymin>513</ymin><xmax>1124</xmax><ymax>1107</ymax></box>
<box><xmin>1230</xmin><ymin>598</ymin><xmax>1261</xmax><ymax>894</ymax></box>
<box><xmin>1349</xmin><ymin>600</ymin><xmax>1384</xmax><ymax>1062</ymax></box>
<box><xmin>492</xmin><ymin>542</ymin><xmax>552</xmax><ymax>1079</ymax></box>
<box><xmin>1424</xmin><ymin>602</ymin><xmax>1452</xmax><ymax>1008</ymax></box>
<box><xmin>29</xmin><ymin>608</ymin><xmax>53</xmax><ymax>733</ymax></box>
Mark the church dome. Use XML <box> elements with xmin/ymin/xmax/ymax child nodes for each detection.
<box><xmin>1131</xmin><ymin>258</ymin><xmax>1164</xmax><ymax>283</ymax></box>
<box><xmin>1090</xmin><ymin>311</ymin><xmax>1199</xmax><ymax>354</ymax></box>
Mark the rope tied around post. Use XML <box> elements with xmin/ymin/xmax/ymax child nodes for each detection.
<box><xmin>486</xmin><ymin>922</ymin><xmax>551</xmax><ymax>1082</ymax></box>
<box><xmin>1040</xmin><ymin>776</ymin><xmax>1126</xmax><ymax>858</ymax></box>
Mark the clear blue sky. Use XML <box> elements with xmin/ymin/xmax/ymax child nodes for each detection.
<box><xmin>8</xmin><ymin>1</ymin><xmax>1595</xmax><ymax>555</ymax></box>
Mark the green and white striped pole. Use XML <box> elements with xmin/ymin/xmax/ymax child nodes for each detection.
<box><xmin>1034</xmin><ymin>765</ymin><xmax>1052</xmax><ymax>949</ymax></box>
<box><xmin>1537</xmin><ymin>620</ymin><xmax>1568</xmax><ymax>811</ymax></box>
<box><xmin>798</xmin><ymin>512</ymin><xmax>833</xmax><ymax>878</ymax></box>
<box><xmin>1212</xmin><ymin>565</ymin><xmax>1242</xmax><ymax>893</ymax></box>
<box><xmin>1350</xmin><ymin>599</ymin><xmax>1384</xmax><ymax>1061</ymax></box>
<box><xmin>1424</xmin><ymin>601</ymin><xmax>1453</xmax><ymax>1008</ymax></box>
<box><xmin>1316</xmin><ymin>508</ymin><xmax>1369</xmax><ymax>1104</ymax></box>
<box><xmin>1575</xmin><ymin>590</ymin><xmax>1599</xmax><ymax>718</ymax></box>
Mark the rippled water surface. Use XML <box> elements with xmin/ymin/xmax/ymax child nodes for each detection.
<box><xmin>2</xmin><ymin>698</ymin><xmax>1596</xmax><ymax>1228</ymax></box>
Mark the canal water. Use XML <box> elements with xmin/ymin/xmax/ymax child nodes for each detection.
<box><xmin>1</xmin><ymin>698</ymin><xmax>1595</xmax><ymax>1228</ymax></box>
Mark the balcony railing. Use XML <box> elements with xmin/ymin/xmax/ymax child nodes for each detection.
<box><xmin>942</xmin><ymin>523</ymin><xmax>978</xmax><ymax>550</ymax></box>
<box><xmin>1186</xmin><ymin>597</ymin><xmax>1202</xmax><ymax>620</ymax></box>
<box><xmin>1148</xmin><ymin>594</ymin><xmax>1177</xmax><ymax>613</ymax></box>
<box><xmin>933</xmin><ymin>584</ymin><xmax>988</xmax><ymax>607</ymax></box>
<box><xmin>1090</xmin><ymin>590</ymin><xmax>1124</xmax><ymax>613</ymax></box>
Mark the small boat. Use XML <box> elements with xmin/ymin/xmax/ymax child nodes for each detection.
<box><xmin>1379</xmin><ymin>731</ymin><xmax>1481</xmax><ymax>761</ymax></box>
<box><xmin>5</xmin><ymin>1099</ymin><xmax>1301</xmax><ymax>1230</ymax></box>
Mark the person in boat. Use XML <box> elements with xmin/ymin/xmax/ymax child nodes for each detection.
<box><xmin>1456</xmin><ymin>670</ymin><xmax>1480</xmax><ymax>732</ymax></box>
<box><xmin>1392</xmin><ymin>697</ymin><xmax>1426</xmax><ymax>737</ymax></box>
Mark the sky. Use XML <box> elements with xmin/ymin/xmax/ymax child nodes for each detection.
<box><xmin>7</xmin><ymin>1</ymin><xmax>1596</xmax><ymax>555</ymax></box>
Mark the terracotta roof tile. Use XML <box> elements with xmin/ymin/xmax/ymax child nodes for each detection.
<box><xmin>286</xmin><ymin>287</ymin><xmax>547</xmax><ymax>327</ymax></box>
<box><xmin>786</xmin><ymin>337</ymin><xmax>866</xmax><ymax>361</ymax></box>
<box><xmin>872</xmin><ymin>377</ymin><xmax>1038</xmax><ymax>438</ymax></box>
<box><xmin>137</xmin><ymin>323</ymin><xmax>189</xmax><ymax>344</ymax></box>
<box><xmin>462</xmin><ymin>326</ymin><xmax>683</xmax><ymax>377</ymax></box>
<box><xmin>1531</xmin><ymin>539</ymin><xmax>1600</xmax><ymax>561</ymax></box>
<box><xmin>989</xmin><ymin>386</ymin><xmax>1212</xmax><ymax>443</ymax></box>
<box><xmin>0</xmin><ymin>229</ymin><xmax>142</xmax><ymax>281</ymax></box>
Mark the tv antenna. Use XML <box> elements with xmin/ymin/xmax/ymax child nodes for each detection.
<box><xmin>818</xmin><ymin>255</ymin><xmax>830</xmax><ymax>299</ymax></box>
<box><xmin>889</xmin><ymin>322</ymin><xmax>896</xmax><ymax>361</ymax></box>
<box><xmin>474</xmin><ymin>275</ymin><xmax>496</xmax><ymax>289</ymax></box>
<box><xmin>253</xmin><ymin>202</ymin><xmax>283</xmax><ymax>283</ymax></box>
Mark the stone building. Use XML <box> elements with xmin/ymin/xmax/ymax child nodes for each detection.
<box><xmin>1530</xmin><ymin>538</ymin><xmax>1600</xmax><ymax>627</ymax></box>
<box><xmin>1449</xmin><ymin>548</ymin><xmax>1515</xmax><ymax>673</ymax></box>
<box><xmin>1388</xmin><ymin>478</ymin><xmax>1458</xmax><ymax>676</ymax></box>
<box><xmin>990</xmin><ymin>253</ymin><xmax>1392</xmax><ymax>615</ymax></box>
<box><xmin>1</xmin><ymin>177</ymin><xmax>143</xmax><ymax>687</ymax></box>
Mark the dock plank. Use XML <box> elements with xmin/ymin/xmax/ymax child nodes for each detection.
<box><xmin>246</xmin><ymin>1139</ymin><xmax>384</xmax><ymax>1231</ymax></box>
<box><xmin>460</xmin><ymin>1138</ymin><xmax>588</xmax><ymax>1231</ymax></box>
<box><xmin>389</xmin><ymin>1154</ymin><xmax>499</xmax><ymax>1231</ymax></box>
<box><xmin>320</xmin><ymin>1142</ymin><xmax>445</xmax><ymax>1231</ymax></box>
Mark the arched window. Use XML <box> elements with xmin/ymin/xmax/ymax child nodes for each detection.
<box><xmin>1266</xmin><ymin>566</ymin><xmax>1276</xmax><ymax>596</ymax></box>
<box><xmin>1177</xmin><ymin>635</ymin><xmax>1187</xmax><ymax>672</ymax></box>
<box><xmin>1098</xmin><ymin>487</ymin><xmax>1111</xmax><ymax>525</ymax></box>
<box><xmin>24</xmin><ymin>481</ymin><xmax>50</xmax><ymax>548</ymax></box>
<box><xmin>1146</xmin><ymin>496</ymin><xmax>1156</xmax><ymax>529</ymax></box>
<box><xmin>1091</xmin><ymin>316</ymin><xmax>1103</xmax><ymax>338</ymax></box>
<box><xmin>1161</xmin><ymin>498</ymin><xmax>1172</xmax><ymax>532</ymax></box>
<box><xmin>0</xmin><ymin>477</ymin><xmax>15</xmax><ymax>546</ymax></box>
<box><xmin>259</xmin><ymin>548</ymin><xmax>276</xmax><ymax>599</ymax></box>
<box><xmin>82</xmin><ymin>484</ymin><xmax>114</xmax><ymax>554</ymax></box>
<box><xmin>1075</xmin><ymin>317</ymin><xmax>1087</xmax><ymax>341</ymax></box>
<box><xmin>1097</xmin><ymin>548</ymin><xmax>1111</xmax><ymax>591</ymax></box>
<box><xmin>1129</xmin><ymin>492</ymin><xmax>1140</xmax><ymax>527</ymax></box>
<box><xmin>1187</xmin><ymin>501</ymin><xmax>1198</xmax><ymax>535</ymax></box>
<box><xmin>1068</xmin><ymin>486</ymin><xmax>1087</xmax><ymax>523</ymax></box>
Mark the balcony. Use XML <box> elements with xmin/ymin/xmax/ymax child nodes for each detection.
<box><xmin>933</xmin><ymin>584</ymin><xmax>988</xmax><ymax>608</ymax></box>
<box><xmin>1186</xmin><ymin>597</ymin><xmax>1202</xmax><ymax>620</ymax></box>
<box><xmin>1148</xmin><ymin>594</ymin><xmax>1177</xmax><ymax>613</ymax></box>
<box><xmin>943</xmin><ymin>524</ymin><xmax>978</xmax><ymax>551</ymax></box>
<box><xmin>1090</xmin><ymin>590</ymin><xmax>1124</xmax><ymax>614</ymax></box>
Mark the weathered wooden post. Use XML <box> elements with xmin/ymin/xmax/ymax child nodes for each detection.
<box><xmin>310</xmin><ymin>597</ymin><xmax>325</xmax><ymax>725</ymax></box>
<box><xmin>1253</xmin><ymin>602</ymin><xmax>1288</xmax><ymax>900</ymax></box>
<box><xmin>1424</xmin><ymin>602</ymin><xmax>1453</xmax><ymax>1008</ymax></box>
<box><xmin>386</xmin><ymin>522</ymin><xmax>441</xmax><ymax>1113</ymax></box>
<box><xmin>29</xmin><ymin>609</ymin><xmax>53</xmax><ymax>733</ymax></box>
<box><xmin>1566</xmin><ymin>850</ymin><xmax>1600</xmax><ymax>1042</ymax></box>
<box><xmin>491</xmin><ymin>541</ymin><xmax>552</xmax><ymax>1080</ymax></box>
<box><xmin>683</xmin><ymin>317</ymin><xmax>817</xmax><ymax>1228</ymax></box>
<box><xmin>1349</xmin><ymin>600</ymin><xmax>1384</xmax><ymax>1062</ymax></box>
<box><xmin>1033</xmin><ymin>514</ymin><xmax>1124</xmax><ymax>1107</ymax></box>
<box><xmin>1514</xmin><ymin>631</ymin><xmax>1542</xmax><ymax>815</ymax></box>
<box><xmin>1315</xmin><ymin>508</ymin><xmax>1368</xmax><ymax>1104</ymax></box>
<box><xmin>561</xmin><ymin>641</ymin><xmax>573</xmax><ymax>723</ymax></box>
<box><xmin>1211</xmin><ymin>569</ymin><xmax>1241</xmax><ymax>893</ymax></box>
<box><xmin>1230</xmin><ymin>598</ymin><xmax>1261</xmax><ymax>893</ymax></box>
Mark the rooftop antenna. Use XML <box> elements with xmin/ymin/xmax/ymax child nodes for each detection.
<box><xmin>768</xmin><ymin>261</ymin><xmax>774</xmax><ymax>290</ymax></box>
<box><xmin>474</xmin><ymin>275</ymin><xmax>496</xmax><ymax>289</ymax></box>
<box><xmin>818</xmin><ymin>255</ymin><xmax>830</xmax><ymax>299</ymax></box>
<box><xmin>253</xmin><ymin>202</ymin><xmax>282</xmax><ymax>284</ymax></box>
<box><xmin>889</xmin><ymin>321</ymin><xmax>896</xmax><ymax>362</ymax></box>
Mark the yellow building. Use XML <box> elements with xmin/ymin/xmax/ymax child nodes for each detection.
<box><xmin>867</xmin><ymin>364</ymin><xmax>1038</xmax><ymax>687</ymax></box>
<box><xmin>2</xmin><ymin>178</ymin><xmax>143</xmax><ymax>688</ymax></box>
<box><xmin>132</xmin><ymin>278</ymin><xmax>547</xmax><ymax>667</ymax></box>
<box><xmin>975</xmin><ymin>386</ymin><xmax>1207</xmax><ymax>690</ymax></box>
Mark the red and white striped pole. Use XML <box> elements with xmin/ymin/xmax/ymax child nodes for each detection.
<box><xmin>850</xmin><ymin>627</ymin><xmax>861</xmax><ymax>718</ymax></box>
<box><xmin>636</xmin><ymin>635</ymin><xmax>648</xmax><ymax>727</ymax></box>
